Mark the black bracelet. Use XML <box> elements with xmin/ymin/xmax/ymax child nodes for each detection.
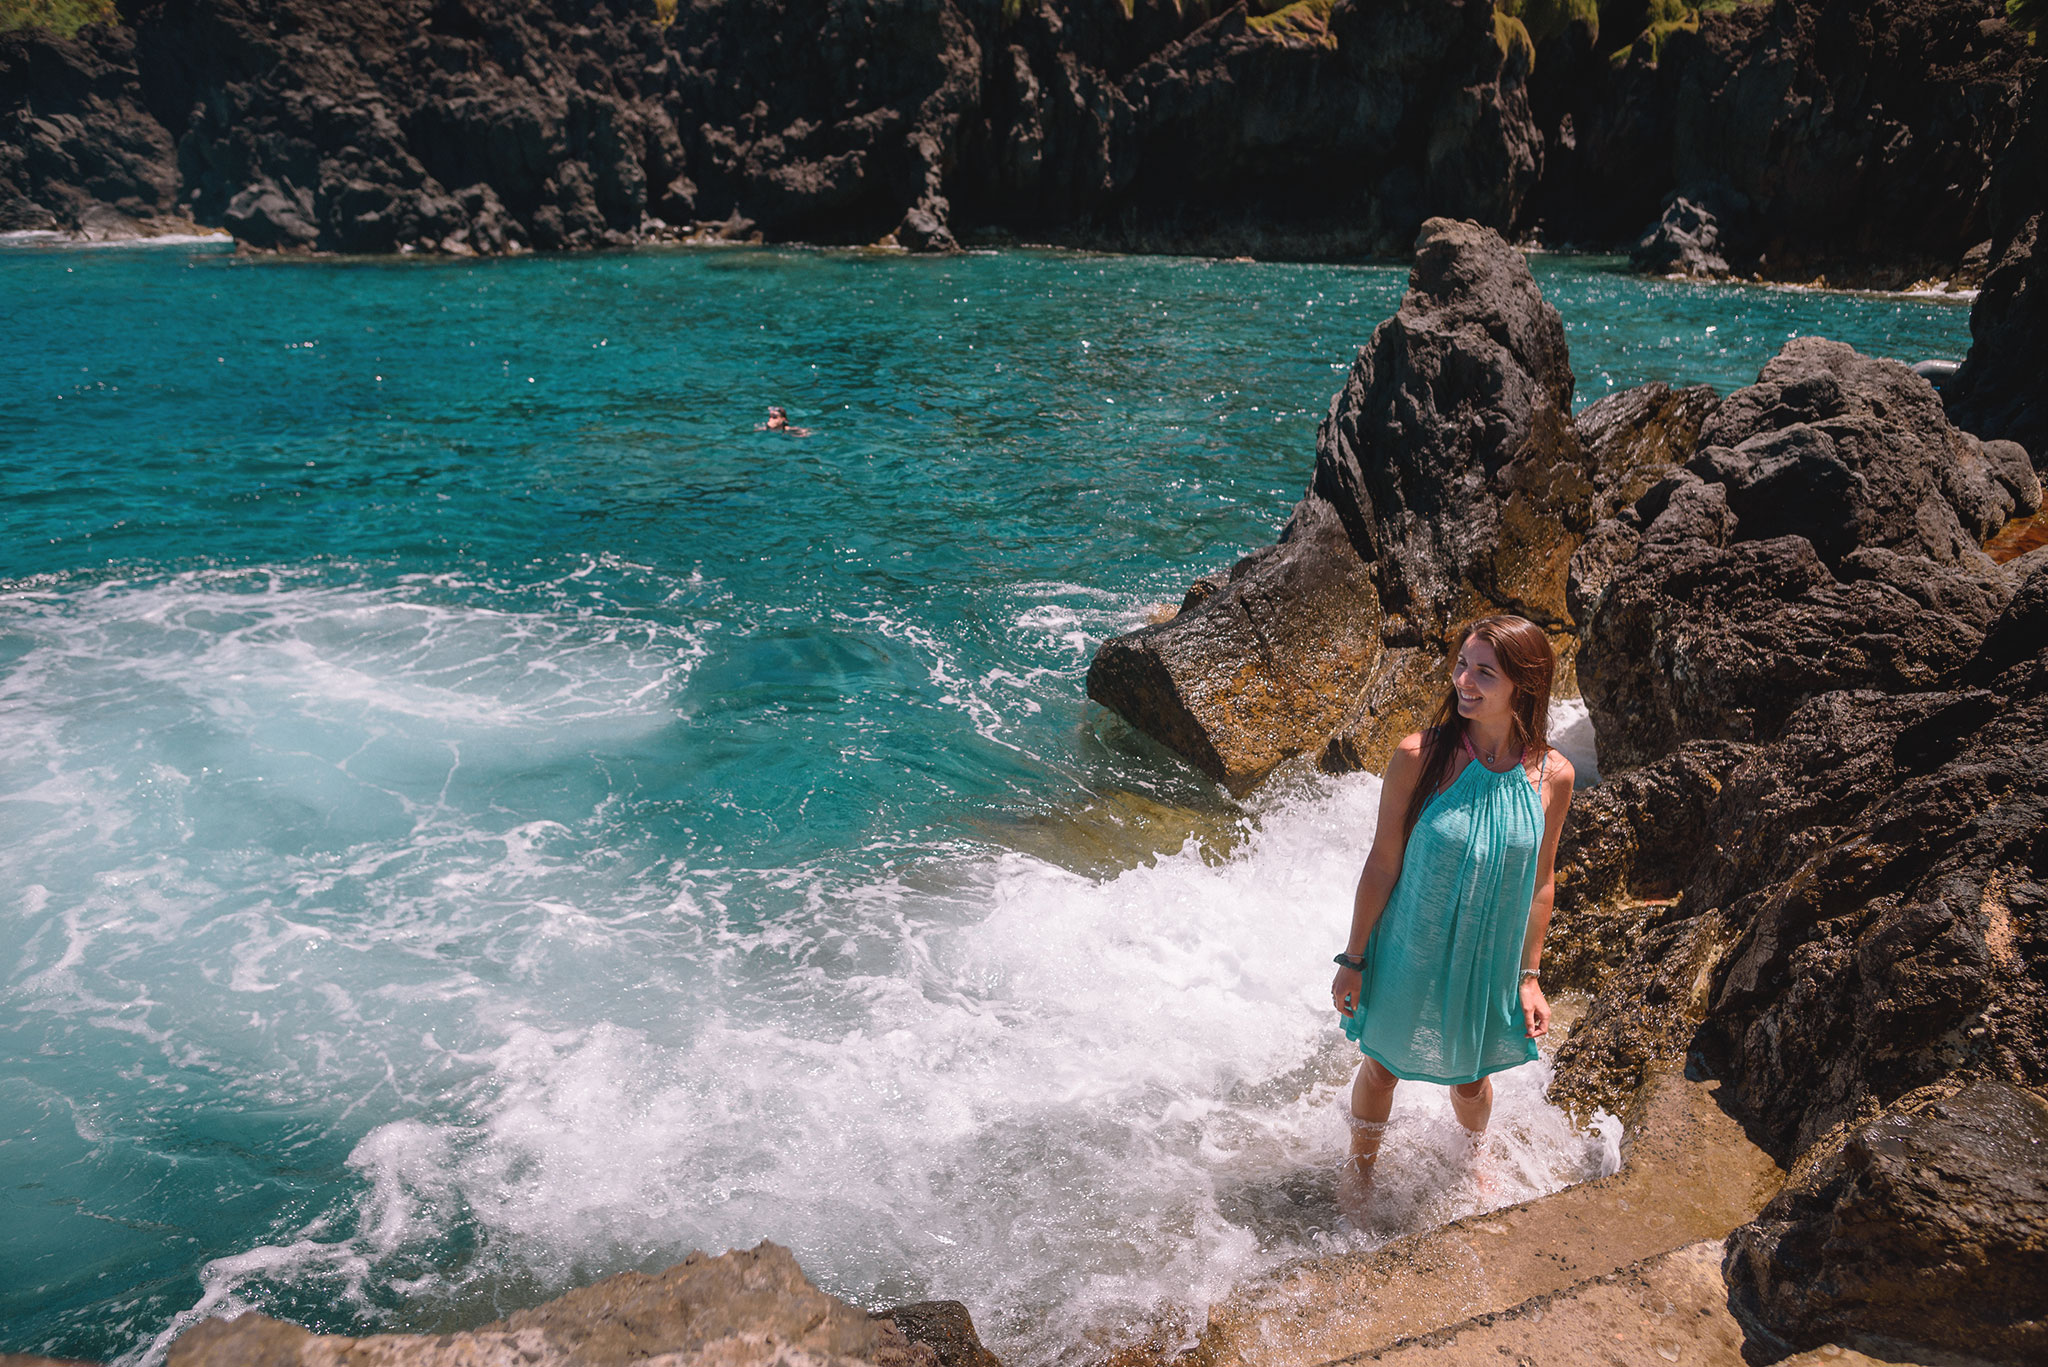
<box><xmin>1332</xmin><ymin>951</ymin><xmax>1366</xmax><ymax>971</ymax></box>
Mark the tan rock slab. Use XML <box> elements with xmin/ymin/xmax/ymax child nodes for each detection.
<box><xmin>162</xmin><ymin>1244</ymin><xmax>938</xmax><ymax>1367</ymax></box>
<box><xmin>1343</xmin><ymin>1240</ymin><xmax>1742</xmax><ymax>1365</ymax></box>
<box><xmin>1170</xmin><ymin>1065</ymin><xmax>1783</xmax><ymax>1367</ymax></box>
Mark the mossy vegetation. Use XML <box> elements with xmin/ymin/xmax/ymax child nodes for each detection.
<box><xmin>2010</xmin><ymin>0</ymin><xmax>2044</xmax><ymax>45</ymax></box>
<box><xmin>1492</xmin><ymin>10</ymin><xmax>1536</xmax><ymax>69</ymax></box>
<box><xmin>1596</xmin><ymin>0</ymin><xmax>1767</xmax><ymax>68</ymax></box>
<box><xmin>1246</xmin><ymin>0</ymin><xmax>1337</xmax><ymax>47</ymax></box>
<box><xmin>0</xmin><ymin>0</ymin><xmax>115</xmax><ymax>37</ymax></box>
<box><xmin>1497</xmin><ymin>0</ymin><xmax>1599</xmax><ymax>48</ymax></box>
<box><xmin>654</xmin><ymin>0</ymin><xmax>678</xmax><ymax>25</ymax></box>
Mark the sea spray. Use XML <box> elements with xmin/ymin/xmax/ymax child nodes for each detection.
<box><xmin>123</xmin><ymin>704</ymin><xmax>1619</xmax><ymax>1367</ymax></box>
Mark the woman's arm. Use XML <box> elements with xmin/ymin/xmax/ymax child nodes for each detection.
<box><xmin>1331</xmin><ymin>733</ymin><xmax>1427</xmax><ymax>1018</ymax></box>
<box><xmin>1518</xmin><ymin>750</ymin><xmax>1577</xmax><ymax>1038</ymax></box>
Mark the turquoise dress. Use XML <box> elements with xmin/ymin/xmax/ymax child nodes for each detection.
<box><xmin>1342</xmin><ymin>742</ymin><xmax>1547</xmax><ymax>1085</ymax></box>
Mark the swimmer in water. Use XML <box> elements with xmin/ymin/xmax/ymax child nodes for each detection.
<box><xmin>759</xmin><ymin>405</ymin><xmax>813</xmax><ymax>436</ymax></box>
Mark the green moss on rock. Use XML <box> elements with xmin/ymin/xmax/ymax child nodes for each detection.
<box><xmin>0</xmin><ymin>0</ymin><xmax>115</xmax><ymax>37</ymax></box>
<box><xmin>1493</xmin><ymin>10</ymin><xmax>1536</xmax><ymax>70</ymax></box>
<box><xmin>2010</xmin><ymin>0</ymin><xmax>2044</xmax><ymax>45</ymax></box>
<box><xmin>1247</xmin><ymin>0</ymin><xmax>1337</xmax><ymax>47</ymax></box>
<box><xmin>1497</xmin><ymin>0</ymin><xmax>1598</xmax><ymax>48</ymax></box>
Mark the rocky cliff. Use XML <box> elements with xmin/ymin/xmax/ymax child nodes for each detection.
<box><xmin>4</xmin><ymin>0</ymin><xmax>2038</xmax><ymax>274</ymax></box>
<box><xmin>1530</xmin><ymin>0</ymin><xmax>2041</xmax><ymax>287</ymax></box>
<box><xmin>0</xmin><ymin>0</ymin><xmax>1541</xmax><ymax>255</ymax></box>
<box><xmin>1945</xmin><ymin>63</ymin><xmax>2048</xmax><ymax>458</ymax></box>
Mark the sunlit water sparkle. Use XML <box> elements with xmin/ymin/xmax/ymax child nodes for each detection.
<box><xmin>0</xmin><ymin>240</ymin><xmax>1969</xmax><ymax>1362</ymax></box>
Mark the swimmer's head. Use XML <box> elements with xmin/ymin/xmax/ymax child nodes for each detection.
<box><xmin>767</xmin><ymin>406</ymin><xmax>788</xmax><ymax>428</ymax></box>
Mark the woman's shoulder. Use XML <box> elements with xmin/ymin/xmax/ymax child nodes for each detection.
<box><xmin>1538</xmin><ymin>747</ymin><xmax>1576</xmax><ymax>800</ymax></box>
<box><xmin>1392</xmin><ymin>727</ymin><xmax>1450</xmax><ymax>768</ymax></box>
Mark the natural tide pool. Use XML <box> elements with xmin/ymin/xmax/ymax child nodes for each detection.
<box><xmin>0</xmin><ymin>240</ymin><xmax>1971</xmax><ymax>1364</ymax></box>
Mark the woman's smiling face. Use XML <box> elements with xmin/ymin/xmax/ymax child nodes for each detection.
<box><xmin>1452</xmin><ymin>635</ymin><xmax>1515</xmax><ymax>724</ymax></box>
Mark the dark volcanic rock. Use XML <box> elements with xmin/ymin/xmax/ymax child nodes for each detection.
<box><xmin>1572</xmin><ymin>336</ymin><xmax>2029</xmax><ymax>770</ymax></box>
<box><xmin>1312</xmin><ymin>217</ymin><xmax>1585</xmax><ymax>638</ymax></box>
<box><xmin>0</xmin><ymin>21</ymin><xmax>187</xmax><ymax>238</ymax></box>
<box><xmin>1542</xmin><ymin>739</ymin><xmax>1750</xmax><ymax>997</ymax></box>
<box><xmin>1312</xmin><ymin>216</ymin><xmax>1605</xmax><ymax>768</ymax></box>
<box><xmin>1947</xmin><ymin>70</ymin><xmax>2048</xmax><ymax>462</ymax></box>
<box><xmin>1089</xmin><ymin>219</ymin><xmax>1612</xmax><ymax>789</ymax></box>
<box><xmin>0</xmin><ymin>0</ymin><xmax>2039</xmax><ymax>267</ymax></box>
<box><xmin>1526</xmin><ymin>0</ymin><xmax>2041</xmax><ymax>286</ymax></box>
<box><xmin>1724</xmin><ymin>1081</ymin><xmax>2048</xmax><ymax>1366</ymax></box>
<box><xmin>1571</xmin><ymin>379</ymin><xmax>1720</xmax><ymax>525</ymax></box>
<box><xmin>0</xmin><ymin>0</ymin><xmax>1547</xmax><ymax>255</ymax></box>
<box><xmin>1552</xmin><ymin>552</ymin><xmax>2048</xmax><ymax>1162</ymax></box>
<box><xmin>1629</xmin><ymin>195</ymin><xmax>1729</xmax><ymax>279</ymax></box>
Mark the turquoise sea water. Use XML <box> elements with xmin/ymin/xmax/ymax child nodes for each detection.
<box><xmin>0</xmin><ymin>240</ymin><xmax>1970</xmax><ymax>1363</ymax></box>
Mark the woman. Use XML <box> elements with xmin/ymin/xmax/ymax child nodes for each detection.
<box><xmin>1329</xmin><ymin>614</ymin><xmax>1573</xmax><ymax>1215</ymax></box>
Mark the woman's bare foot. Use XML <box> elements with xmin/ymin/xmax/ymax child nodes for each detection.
<box><xmin>1337</xmin><ymin>1152</ymin><xmax>1374</xmax><ymax>1223</ymax></box>
<box><xmin>1340</xmin><ymin>1113</ymin><xmax>1388</xmax><ymax>1224</ymax></box>
<box><xmin>1463</xmin><ymin>1128</ymin><xmax>1495</xmax><ymax>1201</ymax></box>
<box><xmin>1449</xmin><ymin>1078</ymin><xmax>1494</xmax><ymax>1202</ymax></box>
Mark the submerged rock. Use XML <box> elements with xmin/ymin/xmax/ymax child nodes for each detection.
<box><xmin>1090</xmin><ymin>218</ymin><xmax>1611</xmax><ymax>790</ymax></box>
<box><xmin>161</xmin><ymin>1244</ymin><xmax>980</xmax><ymax>1367</ymax></box>
<box><xmin>1724</xmin><ymin>1080</ymin><xmax>2048</xmax><ymax>1366</ymax></box>
<box><xmin>872</xmin><ymin>1303</ymin><xmax>1002</xmax><ymax>1367</ymax></box>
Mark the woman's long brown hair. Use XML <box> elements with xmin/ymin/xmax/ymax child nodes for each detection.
<box><xmin>1401</xmin><ymin>615</ymin><xmax>1557</xmax><ymax>838</ymax></box>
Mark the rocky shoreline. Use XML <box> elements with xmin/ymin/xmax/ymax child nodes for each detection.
<box><xmin>1086</xmin><ymin>209</ymin><xmax>2047</xmax><ymax>1362</ymax></box>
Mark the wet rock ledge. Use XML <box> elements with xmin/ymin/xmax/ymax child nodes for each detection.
<box><xmin>0</xmin><ymin>1244</ymin><xmax>1001</xmax><ymax>1367</ymax></box>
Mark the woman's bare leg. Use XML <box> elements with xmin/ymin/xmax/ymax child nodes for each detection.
<box><xmin>1340</xmin><ymin>1058</ymin><xmax>1398</xmax><ymax>1217</ymax></box>
<box><xmin>1449</xmin><ymin>1076</ymin><xmax>1493</xmax><ymax>1137</ymax></box>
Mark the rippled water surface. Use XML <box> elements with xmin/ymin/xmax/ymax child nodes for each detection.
<box><xmin>0</xmin><ymin>240</ymin><xmax>1969</xmax><ymax>1362</ymax></box>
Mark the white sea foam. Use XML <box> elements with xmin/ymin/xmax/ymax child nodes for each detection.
<box><xmin>1549</xmin><ymin>696</ymin><xmax>1602</xmax><ymax>787</ymax></box>
<box><xmin>150</xmin><ymin>730</ymin><xmax>1615</xmax><ymax>1367</ymax></box>
<box><xmin>0</xmin><ymin>228</ymin><xmax>232</xmax><ymax>249</ymax></box>
<box><xmin>9</xmin><ymin>572</ymin><xmax>1615</xmax><ymax>1367</ymax></box>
